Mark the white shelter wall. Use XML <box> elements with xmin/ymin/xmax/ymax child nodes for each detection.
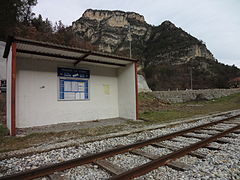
<box><xmin>16</xmin><ymin>56</ymin><xmax>119</xmax><ymax>128</ymax></box>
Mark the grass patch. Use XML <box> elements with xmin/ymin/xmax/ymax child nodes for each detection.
<box><xmin>140</xmin><ymin>92</ymin><xmax>240</xmax><ymax>124</ymax></box>
<box><xmin>140</xmin><ymin>110</ymin><xmax>196</xmax><ymax>124</ymax></box>
<box><xmin>138</xmin><ymin>92</ymin><xmax>156</xmax><ymax>102</ymax></box>
<box><xmin>0</xmin><ymin>124</ymin><xmax>9</xmax><ymax>137</ymax></box>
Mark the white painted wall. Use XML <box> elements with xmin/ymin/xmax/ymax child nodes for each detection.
<box><xmin>118</xmin><ymin>63</ymin><xmax>137</xmax><ymax>120</ymax></box>
<box><xmin>6</xmin><ymin>47</ymin><xmax>12</xmax><ymax>131</ymax></box>
<box><xmin>0</xmin><ymin>41</ymin><xmax>6</xmax><ymax>80</ymax></box>
<box><xmin>16</xmin><ymin>55</ymin><xmax>119</xmax><ymax>128</ymax></box>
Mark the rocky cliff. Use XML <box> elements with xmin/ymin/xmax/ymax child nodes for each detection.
<box><xmin>144</xmin><ymin>21</ymin><xmax>214</xmax><ymax>66</ymax></box>
<box><xmin>72</xmin><ymin>9</ymin><xmax>240</xmax><ymax>90</ymax></box>
<box><xmin>72</xmin><ymin>9</ymin><xmax>150</xmax><ymax>54</ymax></box>
<box><xmin>72</xmin><ymin>9</ymin><xmax>214</xmax><ymax>63</ymax></box>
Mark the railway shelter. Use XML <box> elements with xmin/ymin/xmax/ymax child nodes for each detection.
<box><xmin>3</xmin><ymin>36</ymin><xmax>138</xmax><ymax>136</ymax></box>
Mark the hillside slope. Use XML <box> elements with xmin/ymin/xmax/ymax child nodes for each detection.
<box><xmin>72</xmin><ymin>9</ymin><xmax>240</xmax><ymax>90</ymax></box>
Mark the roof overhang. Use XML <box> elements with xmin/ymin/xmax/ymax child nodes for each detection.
<box><xmin>3</xmin><ymin>36</ymin><xmax>138</xmax><ymax>67</ymax></box>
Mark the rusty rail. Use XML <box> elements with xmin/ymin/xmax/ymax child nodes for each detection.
<box><xmin>0</xmin><ymin>114</ymin><xmax>239</xmax><ymax>180</ymax></box>
<box><xmin>109</xmin><ymin>124</ymin><xmax>240</xmax><ymax>180</ymax></box>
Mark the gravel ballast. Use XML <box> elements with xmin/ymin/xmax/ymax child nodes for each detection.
<box><xmin>0</xmin><ymin>111</ymin><xmax>239</xmax><ymax>179</ymax></box>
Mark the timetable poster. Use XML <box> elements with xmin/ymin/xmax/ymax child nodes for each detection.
<box><xmin>60</xmin><ymin>79</ymin><xmax>88</xmax><ymax>100</ymax></box>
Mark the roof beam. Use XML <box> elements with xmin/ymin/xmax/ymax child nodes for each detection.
<box><xmin>74</xmin><ymin>53</ymin><xmax>90</xmax><ymax>66</ymax></box>
<box><xmin>17</xmin><ymin>49</ymin><xmax>126</xmax><ymax>67</ymax></box>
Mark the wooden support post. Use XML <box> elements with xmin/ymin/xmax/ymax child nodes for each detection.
<box><xmin>135</xmin><ymin>62</ymin><xmax>139</xmax><ymax>120</ymax></box>
<box><xmin>11</xmin><ymin>42</ymin><xmax>16</xmax><ymax>136</ymax></box>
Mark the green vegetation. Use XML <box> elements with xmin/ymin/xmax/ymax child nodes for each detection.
<box><xmin>138</xmin><ymin>92</ymin><xmax>156</xmax><ymax>102</ymax></box>
<box><xmin>144</xmin><ymin>58</ymin><xmax>240</xmax><ymax>91</ymax></box>
<box><xmin>140</xmin><ymin>110</ymin><xmax>195</xmax><ymax>124</ymax></box>
<box><xmin>139</xmin><ymin>92</ymin><xmax>240</xmax><ymax>124</ymax></box>
<box><xmin>0</xmin><ymin>0</ymin><xmax>37</xmax><ymax>40</ymax></box>
<box><xmin>142</xmin><ymin>22</ymin><xmax>240</xmax><ymax>91</ymax></box>
<box><xmin>0</xmin><ymin>124</ymin><xmax>9</xmax><ymax>137</ymax></box>
<box><xmin>144</xmin><ymin>21</ymin><xmax>199</xmax><ymax>62</ymax></box>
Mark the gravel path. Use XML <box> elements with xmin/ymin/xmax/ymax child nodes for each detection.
<box><xmin>0</xmin><ymin>112</ymin><xmax>239</xmax><ymax>179</ymax></box>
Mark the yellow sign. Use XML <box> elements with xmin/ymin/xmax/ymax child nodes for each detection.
<box><xmin>103</xmin><ymin>84</ymin><xmax>110</xmax><ymax>95</ymax></box>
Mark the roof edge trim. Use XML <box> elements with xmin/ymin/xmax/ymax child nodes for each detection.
<box><xmin>13</xmin><ymin>36</ymin><xmax>138</xmax><ymax>62</ymax></box>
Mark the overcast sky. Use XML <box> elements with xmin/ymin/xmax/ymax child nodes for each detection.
<box><xmin>33</xmin><ymin>0</ymin><xmax>240</xmax><ymax>67</ymax></box>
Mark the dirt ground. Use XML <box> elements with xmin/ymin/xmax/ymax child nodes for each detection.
<box><xmin>16</xmin><ymin>117</ymin><xmax>131</xmax><ymax>135</ymax></box>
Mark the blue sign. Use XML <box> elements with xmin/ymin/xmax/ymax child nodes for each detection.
<box><xmin>58</xmin><ymin>68</ymin><xmax>90</xmax><ymax>78</ymax></box>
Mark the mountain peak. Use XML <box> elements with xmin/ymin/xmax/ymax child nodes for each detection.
<box><xmin>73</xmin><ymin>9</ymin><xmax>214</xmax><ymax>62</ymax></box>
<box><xmin>160</xmin><ymin>20</ymin><xmax>176</xmax><ymax>28</ymax></box>
<box><xmin>70</xmin><ymin>9</ymin><xmax>239</xmax><ymax>90</ymax></box>
<box><xmin>82</xmin><ymin>9</ymin><xmax>145</xmax><ymax>22</ymax></box>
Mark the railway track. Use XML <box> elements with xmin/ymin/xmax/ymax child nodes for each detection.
<box><xmin>0</xmin><ymin>114</ymin><xmax>240</xmax><ymax>180</ymax></box>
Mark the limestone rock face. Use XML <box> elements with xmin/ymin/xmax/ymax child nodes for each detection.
<box><xmin>82</xmin><ymin>9</ymin><xmax>145</xmax><ymax>23</ymax></box>
<box><xmin>138</xmin><ymin>75</ymin><xmax>152</xmax><ymax>92</ymax></box>
<box><xmin>72</xmin><ymin>9</ymin><xmax>150</xmax><ymax>53</ymax></box>
<box><xmin>72</xmin><ymin>9</ymin><xmax>215</xmax><ymax>64</ymax></box>
<box><xmin>144</xmin><ymin>21</ymin><xmax>215</xmax><ymax>65</ymax></box>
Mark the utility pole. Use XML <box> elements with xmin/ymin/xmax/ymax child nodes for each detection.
<box><xmin>190</xmin><ymin>67</ymin><xmax>193</xmax><ymax>90</ymax></box>
<box><xmin>125</xmin><ymin>25</ymin><xmax>132</xmax><ymax>58</ymax></box>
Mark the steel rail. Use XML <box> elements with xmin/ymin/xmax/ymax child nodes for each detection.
<box><xmin>109</xmin><ymin>124</ymin><xmax>240</xmax><ymax>180</ymax></box>
<box><xmin>0</xmin><ymin>114</ymin><xmax>239</xmax><ymax>180</ymax></box>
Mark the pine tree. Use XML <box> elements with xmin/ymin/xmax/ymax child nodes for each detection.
<box><xmin>0</xmin><ymin>0</ymin><xmax>37</xmax><ymax>40</ymax></box>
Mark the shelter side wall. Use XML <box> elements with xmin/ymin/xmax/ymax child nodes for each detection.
<box><xmin>16</xmin><ymin>56</ymin><xmax>119</xmax><ymax>128</ymax></box>
<box><xmin>0</xmin><ymin>42</ymin><xmax>6</xmax><ymax>80</ymax></box>
<box><xmin>118</xmin><ymin>63</ymin><xmax>136</xmax><ymax>120</ymax></box>
<box><xmin>6</xmin><ymin>48</ymin><xmax>12</xmax><ymax>130</ymax></box>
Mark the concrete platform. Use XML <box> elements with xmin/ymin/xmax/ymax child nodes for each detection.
<box><xmin>16</xmin><ymin>118</ymin><xmax>131</xmax><ymax>135</ymax></box>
